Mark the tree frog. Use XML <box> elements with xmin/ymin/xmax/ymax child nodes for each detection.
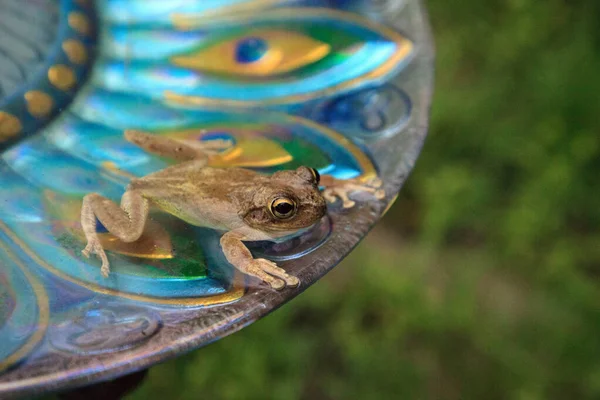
<box><xmin>80</xmin><ymin>130</ymin><xmax>384</xmax><ymax>290</ymax></box>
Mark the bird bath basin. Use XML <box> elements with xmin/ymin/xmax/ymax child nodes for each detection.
<box><xmin>0</xmin><ymin>0</ymin><xmax>434</xmax><ymax>397</ymax></box>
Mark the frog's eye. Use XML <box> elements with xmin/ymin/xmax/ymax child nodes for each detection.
<box><xmin>270</xmin><ymin>197</ymin><xmax>297</xmax><ymax>219</ymax></box>
<box><xmin>310</xmin><ymin>168</ymin><xmax>320</xmax><ymax>184</ymax></box>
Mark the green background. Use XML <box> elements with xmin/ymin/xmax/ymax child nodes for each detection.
<box><xmin>48</xmin><ymin>0</ymin><xmax>600</xmax><ymax>398</ymax></box>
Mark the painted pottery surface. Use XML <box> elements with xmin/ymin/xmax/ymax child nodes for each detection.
<box><xmin>0</xmin><ymin>0</ymin><xmax>434</xmax><ymax>397</ymax></box>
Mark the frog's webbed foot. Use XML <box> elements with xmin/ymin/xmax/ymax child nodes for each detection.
<box><xmin>82</xmin><ymin>238</ymin><xmax>110</xmax><ymax>277</ymax></box>
<box><xmin>322</xmin><ymin>176</ymin><xmax>385</xmax><ymax>208</ymax></box>
<box><xmin>243</xmin><ymin>258</ymin><xmax>300</xmax><ymax>290</ymax></box>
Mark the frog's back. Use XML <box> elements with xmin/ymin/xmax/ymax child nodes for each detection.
<box><xmin>128</xmin><ymin>165</ymin><xmax>266</xmax><ymax>229</ymax></box>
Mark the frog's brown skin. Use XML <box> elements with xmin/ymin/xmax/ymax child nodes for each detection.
<box><xmin>80</xmin><ymin>130</ymin><xmax>384</xmax><ymax>290</ymax></box>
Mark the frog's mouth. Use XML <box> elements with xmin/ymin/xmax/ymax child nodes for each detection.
<box><xmin>264</xmin><ymin>223</ymin><xmax>317</xmax><ymax>239</ymax></box>
<box><xmin>265</xmin><ymin>205</ymin><xmax>326</xmax><ymax>234</ymax></box>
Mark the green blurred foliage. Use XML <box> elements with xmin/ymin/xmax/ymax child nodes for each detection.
<box><xmin>53</xmin><ymin>0</ymin><xmax>600</xmax><ymax>399</ymax></box>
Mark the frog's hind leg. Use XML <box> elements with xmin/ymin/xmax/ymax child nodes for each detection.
<box><xmin>80</xmin><ymin>190</ymin><xmax>149</xmax><ymax>277</ymax></box>
<box><xmin>124</xmin><ymin>129</ymin><xmax>232</xmax><ymax>162</ymax></box>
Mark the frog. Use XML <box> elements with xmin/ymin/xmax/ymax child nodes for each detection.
<box><xmin>80</xmin><ymin>129</ymin><xmax>385</xmax><ymax>290</ymax></box>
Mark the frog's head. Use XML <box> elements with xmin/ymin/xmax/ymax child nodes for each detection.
<box><xmin>242</xmin><ymin>166</ymin><xmax>327</xmax><ymax>233</ymax></box>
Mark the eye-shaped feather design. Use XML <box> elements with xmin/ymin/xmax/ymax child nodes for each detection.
<box><xmin>97</xmin><ymin>8</ymin><xmax>413</xmax><ymax>107</ymax></box>
<box><xmin>171</xmin><ymin>29</ymin><xmax>331</xmax><ymax>78</ymax></box>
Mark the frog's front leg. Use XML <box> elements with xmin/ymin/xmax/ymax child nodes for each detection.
<box><xmin>80</xmin><ymin>190</ymin><xmax>149</xmax><ymax>277</ymax></box>
<box><xmin>320</xmin><ymin>175</ymin><xmax>385</xmax><ymax>208</ymax></box>
<box><xmin>220</xmin><ymin>230</ymin><xmax>300</xmax><ymax>290</ymax></box>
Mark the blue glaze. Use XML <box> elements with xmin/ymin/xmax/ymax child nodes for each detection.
<box><xmin>44</xmin><ymin>113</ymin><xmax>167</xmax><ymax>177</ymax></box>
<box><xmin>99</xmin><ymin>0</ymin><xmax>384</xmax><ymax>26</ymax></box>
<box><xmin>70</xmin><ymin>88</ymin><xmax>199</xmax><ymax>130</ymax></box>
<box><xmin>102</xmin><ymin>27</ymin><xmax>209</xmax><ymax>61</ymax></box>
<box><xmin>2</xmin><ymin>136</ymin><xmax>125</xmax><ymax>199</ymax></box>
<box><xmin>0</xmin><ymin>162</ymin><xmax>46</xmax><ymax>223</ymax></box>
<box><xmin>101</xmin><ymin>0</ymin><xmax>271</xmax><ymax>25</ymax></box>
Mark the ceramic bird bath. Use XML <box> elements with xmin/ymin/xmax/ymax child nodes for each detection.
<box><xmin>0</xmin><ymin>0</ymin><xmax>434</xmax><ymax>397</ymax></box>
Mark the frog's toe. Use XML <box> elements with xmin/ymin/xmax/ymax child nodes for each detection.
<box><xmin>245</xmin><ymin>259</ymin><xmax>289</xmax><ymax>290</ymax></box>
<box><xmin>83</xmin><ymin>239</ymin><xmax>98</xmax><ymax>256</ymax></box>
<box><xmin>334</xmin><ymin>189</ymin><xmax>355</xmax><ymax>209</ymax></box>
<box><xmin>323</xmin><ymin>189</ymin><xmax>338</xmax><ymax>204</ymax></box>
<box><xmin>370</xmin><ymin>177</ymin><xmax>383</xmax><ymax>188</ymax></box>
<box><xmin>82</xmin><ymin>241</ymin><xmax>97</xmax><ymax>258</ymax></box>
<box><xmin>101</xmin><ymin>263</ymin><xmax>110</xmax><ymax>278</ymax></box>
<box><xmin>82</xmin><ymin>239</ymin><xmax>111</xmax><ymax>277</ymax></box>
<box><xmin>269</xmin><ymin>278</ymin><xmax>286</xmax><ymax>291</ymax></box>
<box><xmin>286</xmin><ymin>275</ymin><xmax>300</xmax><ymax>288</ymax></box>
<box><xmin>257</xmin><ymin>259</ymin><xmax>300</xmax><ymax>288</ymax></box>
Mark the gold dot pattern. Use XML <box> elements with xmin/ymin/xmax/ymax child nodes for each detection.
<box><xmin>25</xmin><ymin>91</ymin><xmax>54</xmax><ymax>118</ymax></box>
<box><xmin>48</xmin><ymin>65</ymin><xmax>76</xmax><ymax>91</ymax></box>
<box><xmin>0</xmin><ymin>5</ymin><xmax>95</xmax><ymax>146</ymax></box>
<box><xmin>68</xmin><ymin>12</ymin><xmax>90</xmax><ymax>36</ymax></box>
<box><xmin>62</xmin><ymin>39</ymin><xmax>87</xmax><ymax>64</ymax></box>
<box><xmin>0</xmin><ymin>112</ymin><xmax>23</xmax><ymax>140</ymax></box>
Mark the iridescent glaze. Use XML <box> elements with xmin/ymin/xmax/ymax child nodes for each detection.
<box><xmin>98</xmin><ymin>8</ymin><xmax>413</xmax><ymax>107</ymax></box>
<box><xmin>100</xmin><ymin>0</ymin><xmax>285</xmax><ymax>25</ymax></box>
<box><xmin>0</xmin><ymin>242</ymin><xmax>49</xmax><ymax>373</ymax></box>
<box><xmin>0</xmin><ymin>0</ymin><xmax>433</xmax><ymax>396</ymax></box>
